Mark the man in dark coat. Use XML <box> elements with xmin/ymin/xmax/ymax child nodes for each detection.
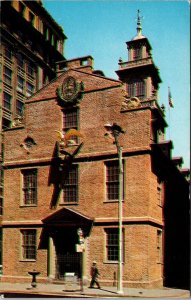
<box><xmin>89</xmin><ymin>261</ymin><xmax>101</xmax><ymax>289</ymax></box>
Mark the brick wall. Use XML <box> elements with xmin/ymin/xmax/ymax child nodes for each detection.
<box><xmin>2</xmin><ymin>69</ymin><xmax>163</xmax><ymax>287</ymax></box>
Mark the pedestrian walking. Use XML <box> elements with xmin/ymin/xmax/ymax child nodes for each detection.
<box><xmin>89</xmin><ymin>261</ymin><xmax>101</xmax><ymax>289</ymax></box>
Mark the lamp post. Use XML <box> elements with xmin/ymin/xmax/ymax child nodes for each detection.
<box><xmin>104</xmin><ymin>123</ymin><xmax>125</xmax><ymax>295</ymax></box>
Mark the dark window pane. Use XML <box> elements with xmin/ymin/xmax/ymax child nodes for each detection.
<box><xmin>3</xmin><ymin>92</ymin><xmax>12</xmax><ymax>110</ymax></box>
<box><xmin>22</xmin><ymin>230</ymin><xmax>36</xmax><ymax>260</ymax></box>
<box><xmin>106</xmin><ymin>162</ymin><xmax>119</xmax><ymax>200</ymax></box>
<box><xmin>22</xmin><ymin>169</ymin><xmax>37</xmax><ymax>205</ymax></box>
<box><xmin>63</xmin><ymin>166</ymin><xmax>78</xmax><ymax>203</ymax></box>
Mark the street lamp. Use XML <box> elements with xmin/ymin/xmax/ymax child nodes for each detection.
<box><xmin>104</xmin><ymin>122</ymin><xmax>125</xmax><ymax>295</ymax></box>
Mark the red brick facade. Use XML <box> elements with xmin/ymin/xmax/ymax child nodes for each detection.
<box><xmin>2</xmin><ymin>60</ymin><xmax>165</xmax><ymax>287</ymax></box>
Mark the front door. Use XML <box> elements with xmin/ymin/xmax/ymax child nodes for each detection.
<box><xmin>54</xmin><ymin>228</ymin><xmax>81</xmax><ymax>279</ymax></box>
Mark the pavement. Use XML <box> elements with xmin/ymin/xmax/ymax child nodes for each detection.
<box><xmin>0</xmin><ymin>282</ymin><xmax>190</xmax><ymax>299</ymax></box>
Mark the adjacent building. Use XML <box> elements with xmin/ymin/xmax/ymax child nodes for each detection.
<box><xmin>1</xmin><ymin>9</ymin><xmax>189</xmax><ymax>289</ymax></box>
<box><xmin>1</xmin><ymin>0</ymin><xmax>66</xmax><ymax>129</ymax></box>
<box><xmin>0</xmin><ymin>0</ymin><xmax>67</xmax><ymax>270</ymax></box>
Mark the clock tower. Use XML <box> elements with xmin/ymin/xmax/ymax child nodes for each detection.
<box><xmin>116</xmin><ymin>10</ymin><xmax>161</xmax><ymax>102</ymax></box>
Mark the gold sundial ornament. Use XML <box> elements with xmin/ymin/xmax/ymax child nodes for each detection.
<box><xmin>56</xmin><ymin>76</ymin><xmax>84</xmax><ymax>105</ymax></box>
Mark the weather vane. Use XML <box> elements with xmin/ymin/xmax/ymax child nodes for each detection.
<box><xmin>136</xmin><ymin>9</ymin><xmax>143</xmax><ymax>36</ymax></box>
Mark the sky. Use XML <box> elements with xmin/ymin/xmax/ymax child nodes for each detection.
<box><xmin>43</xmin><ymin>0</ymin><xmax>190</xmax><ymax>168</ymax></box>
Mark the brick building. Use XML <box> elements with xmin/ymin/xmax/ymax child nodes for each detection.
<box><xmin>1</xmin><ymin>9</ymin><xmax>190</xmax><ymax>289</ymax></box>
<box><xmin>1</xmin><ymin>0</ymin><xmax>66</xmax><ymax>129</ymax></box>
<box><xmin>0</xmin><ymin>0</ymin><xmax>66</xmax><ymax>269</ymax></box>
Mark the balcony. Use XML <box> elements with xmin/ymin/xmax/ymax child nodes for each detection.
<box><xmin>118</xmin><ymin>57</ymin><xmax>153</xmax><ymax>70</ymax></box>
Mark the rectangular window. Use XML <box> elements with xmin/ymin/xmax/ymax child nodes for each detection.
<box><xmin>17</xmin><ymin>53</ymin><xmax>24</xmax><ymax>69</ymax></box>
<box><xmin>22</xmin><ymin>169</ymin><xmax>37</xmax><ymax>205</ymax></box>
<box><xmin>26</xmin><ymin>82</ymin><xmax>34</xmax><ymax>97</ymax></box>
<box><xmin>127</xmin><ymin>82</ymin><xmax>134</xmax><ymax>98</ymax></box>
<box><xmin>27</xmin><ymin>62</ymin><xmax>35</xmax><ymax>77</ymax></box>
<box><xmin>63</xmin><ymin>109</ymin><xmax>78</xmax><ymax>143</ymax></box>
<box><xmin>105</xmin><ymin>228</ymin><xmax>124</xmax><ymax>262</ymax></box>
<box><xmin>16</xmin><ymin>100</ymin><xmax>24</xmax><ymax>116</ymax></box>
<box><xmin>106</xmin><ymin>161</ymin><xmax>121</xmax><ymax>201</ymax></box>
<box><xmin>63</xmin><ymin>109</ymin><xmax>78</xmax><ymax>131</ymax></box>
<box><xmin>63</xmin><ymin>165</ymin><xmax>78</xmax><ymax>203</ymax></box>
<box><xmin>157</xmin><ymin>230</ymin><xmax>162</xmax><ymax>263</ymax></box>
<box><xmin>0</xmin><ymin>167</ymin><xmax>3</xmax><ymax>186</ymax></box>
<box><xmin>17</xmin><ymin>76</ymin><xmax>24</xmax><ymax>93</ymax></box>
<box><xmin>2</xmin><ymin>118</ymin><xmax>11</xmax><ymax>130</ymax></box>
<box><xmin>4</xmin><ymin>47</ymin><xmax>12</xmax><ymax>60</ymax></box>
<box><xmin>21</xmin><ymin>230</ymin><xmax>36</xmax><ymax>260</ymax></box>
<box><xmin>157</xmin><ymin>179</ymin><xmax>163</xmax><ymax>206</ymax></box>
<box><xmin>136</xmin><ymin>80</ymin><xmax>145</xmax><ymax>99</ymax></box>
<box><xmin>133</xmin><ymin>47</ymin><xmax>141</xmax><ymax>60</ymax></box>
<box><xmin>3</xmin><ymin>92</ymin><xmax>12</xmax><ymax>111</ymax></box>
<box><xmin>127</xmin><ymin>80</ymin><xmax>145</xmax><ymax>99</ymax></box>
<box><xmin>4</xmin><ymin>66</ymin><xmax>12</xmax><ymax>86</ymax></box>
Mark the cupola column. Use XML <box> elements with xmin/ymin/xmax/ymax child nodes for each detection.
<box><xmin>146</xmin><ymin>77</ymin><xmax>152</xmax><ymax>99</ymax></box>
<box><xmin>127</xmin><ymin>45</ymin><xmax>132</xmax><ymax>61</ymax></box>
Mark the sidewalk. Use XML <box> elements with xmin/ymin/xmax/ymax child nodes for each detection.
<box><xmin>0</xmin><ymin>282</ymin><xmax>190</xmax><ymax>298</ymax></box>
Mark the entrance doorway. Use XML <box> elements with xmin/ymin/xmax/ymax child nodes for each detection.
<box><xmin>42</xmin><ymin>207</ymin><xmax>93</xmax><ymax>281</ymax></box>
<box><xmin>54</xmin><ymin>228</ymin><xmax>81</xmax><ymax>280</ymax></box>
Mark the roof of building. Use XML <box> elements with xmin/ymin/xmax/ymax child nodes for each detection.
<box><xmin>26</xmin><ymin>62</ymin><xmax>122</xmax><ymax>103</ymax></box>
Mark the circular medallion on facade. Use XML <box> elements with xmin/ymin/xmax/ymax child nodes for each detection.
<box><xmin>62</xmin><ymin>76</ymin><xmax>78</xmax><ymax>102</ymax></box>
<box><xmin>56</xmin><ymin>76</ymin><xmax>84</xmax><ymax>106</ymax></box>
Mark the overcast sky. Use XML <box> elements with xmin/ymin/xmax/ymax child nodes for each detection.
<box><xmin>43</xmin><ymin>0</ymin><xmax>190</xmax><ymax>168</ymax></box>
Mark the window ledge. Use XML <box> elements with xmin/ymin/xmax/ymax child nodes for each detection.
<box><xmin>103</xmin><ymin>200</ymin><xmax>119</xmax><ymax>203</ymax></box>
<box><xmin>20</xmin><ymin>259</ymin><xmax>36</xmax><ymax>262</ymax></box>
<box><xmin>59</xmin><ymin>202</ymin><xmax>78</xmax><ymax>206</ymax></box>
<box><xmin>104</xmin><ymin>261</ymin><xmax>124</xmax><ymax>264</ymax></box>
<box><xmin>103</xmin><ymin>200</ymin><xmax>124</xmax><ymax>203</ymax></box>
<box><xmin>20</xmin><ymin>205</ymin><xmax>37</xmax><ymax>208</ymax></box>
<box><xmin>104</xmin><ymin>261</ymin><xmax>118</xmax><ymax>264</ymax></box>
